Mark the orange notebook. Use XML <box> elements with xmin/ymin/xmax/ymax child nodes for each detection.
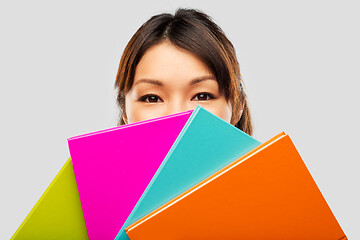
<box><xmin>125</xmin><ymin>132</ymin><xmax>347</xmax><ymax>240</ymax></box>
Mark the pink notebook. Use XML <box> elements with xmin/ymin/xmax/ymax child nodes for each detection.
<box><xmin>67</xmin><ymin>111</ymin><xmax>191</xmax><ymax>240</ymax></box>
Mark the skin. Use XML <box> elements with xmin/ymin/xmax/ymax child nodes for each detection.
<box><xmin>124</xmin><ymin>41</ymin><xmax>232</xmax><ymax>124</ymax></box>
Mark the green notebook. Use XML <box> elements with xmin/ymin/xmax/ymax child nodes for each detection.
<box><xmin>11</xmin><ymin>158</ymin><xmax>88</xmax><ymax>240</ymax></box>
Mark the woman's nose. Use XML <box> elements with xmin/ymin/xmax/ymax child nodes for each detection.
<box><xmin>165</xmin><ymin>101</ymin><xmax>193</xmax><ymax>116</ymax></box>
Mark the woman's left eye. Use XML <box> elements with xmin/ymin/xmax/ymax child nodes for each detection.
<box><xmin>191</xmin><ymin>92</ymin><xmax>215</xmax><ymax>101</ymax></box>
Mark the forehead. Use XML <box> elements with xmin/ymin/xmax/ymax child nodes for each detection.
<box><xmin>134</xmin><ymin>42</ymin><xmax>214</xmax><ymax>85</ymax></box>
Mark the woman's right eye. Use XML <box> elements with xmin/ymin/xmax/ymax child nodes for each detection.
<box><xmin>138</xmin><ymin>94</ymin><xmax>163</xmax><ymax>103</ymax></box>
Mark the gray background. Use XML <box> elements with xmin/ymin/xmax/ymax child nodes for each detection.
<box><xmin>1</xmin><ymin>0</ymin><xmax>359</xmax><ymax>239</ymax></box>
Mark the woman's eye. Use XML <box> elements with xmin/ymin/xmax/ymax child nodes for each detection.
<box><xmin>191</xmin><ymin>92</ymin><xmax>215</xmax><ymax>101</ymax></box>
<box><xmin>139</xmin><ymin>94</ymin><xmax>163</xmax><ymax>103</ymax></box>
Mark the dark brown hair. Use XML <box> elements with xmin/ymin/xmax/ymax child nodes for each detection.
<box><xmin>115</xmin><ymin>8</ymin><xmax>253</xmax><ymax>135</ymax></box>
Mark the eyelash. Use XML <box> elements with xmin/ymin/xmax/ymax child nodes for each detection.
<box><xmin>138</xmin><ymin>92</ymin><xmax>215</xmax><ymax>103</ymax></box>
<box><xmin>138</xmin><ymin>94</ymin><xmax>163</xmax><ymax>103</ymax></box>
<box><xmin>191</xmin><ymin>92</ymin><xmax>216</xmax><ymax>101</ymax></box>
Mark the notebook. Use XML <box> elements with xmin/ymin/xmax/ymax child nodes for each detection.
<box><xmin>11</xmin><ymin>158</ymin><xmax>88</xmax><ymax>240</ymax></box>
<box><xmin>115</xmin><ymin>106</ymin><xmax>261</xmax><ymax>240</ymax></box>
<box><xmin>67</xmin><ymin>111</ymin><xmax>191</xmax><ymax>240</ymax></box>
<box><xmin>125</xmin><ymin>132</ymin><xmax>347</xmax><ymax>240</ymax></box>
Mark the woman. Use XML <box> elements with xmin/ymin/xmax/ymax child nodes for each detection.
<box><xmin>115</xmin><ymin>8</ymin><xmax>253</xmax><ymax>136</ymax></box>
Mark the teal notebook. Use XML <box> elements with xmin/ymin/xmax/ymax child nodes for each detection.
<box><xmin>115</xmin><ymin>106</ymin><xmax>261</xmax><ymax>240</ymax></box>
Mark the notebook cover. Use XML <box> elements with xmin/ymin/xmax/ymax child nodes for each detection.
<box><xmin>11</xmin><ymin>158</ymin><xmax>88</xmax><ymax>240</ymax></box>
<box><xmin>67</xmin><ymin>111</ymin><xmax>191</xmax><ymax>240</ymax></box>
<box><xmin>125</xmin><ymin>133</ymin><xmax>347</xmax><ymax>240</ymax></box>
<box><xmin>115</xmin><ymin>106</ymin><xmax>261</xmax><ymax>240</ymax></box>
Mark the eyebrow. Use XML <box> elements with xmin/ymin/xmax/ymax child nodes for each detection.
<box><xmin>189</xmin><ymin>75</ymin><xmax>216</xmax><ymax>85</ymax></box>
<box><xmin>133</xmin><ymin>75</ymin><xmax>216</xmax><ymax>87</ymax></box>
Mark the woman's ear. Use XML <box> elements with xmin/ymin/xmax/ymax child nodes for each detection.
<box><xmin>239</xmin><ymin>102</ymin><xmax>245</xmax><ymax>119</ymax></box>
<box><xmin>120</xmin><ymin>99</ymin><xmax>128</xmax><ymax>125</ymax></box>
<box><xmin>231</xmin><ymin>104</ymin><xmax>244</xmax><ymax>126</ymax></box>
<box><xmin>239</xmin><ymin>109</ymin><xmax>243</xmax><ymax>120</ymax></box>
<box><xmin>122</xmin><ymin>112</ymin><xmax>128</xmax><ymax>124</ymax></box>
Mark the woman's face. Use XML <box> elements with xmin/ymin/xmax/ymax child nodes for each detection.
<box><xmin>124</xmin><ymin>41</ymin><xmax>232</xmax><ymax>124</ymax></box>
